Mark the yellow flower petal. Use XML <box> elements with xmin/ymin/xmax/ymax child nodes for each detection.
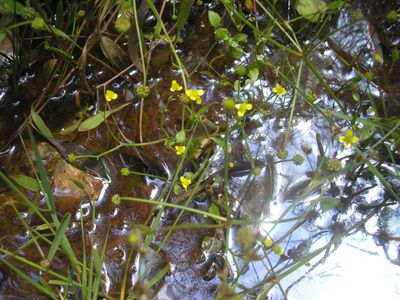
<box><xmin>235</xmin><ymin>103</ymin><xmax>253</xmax><ymax>117</ymax></box>
<box><xmin>272</xmin><ymin>83</ymin><xmax>287</xmax><ymax>96</ymax></box>
<box><xmin>180</xmin><ymin>176</ymin><xmax>192</xmax><ymax>191</ymax></box>
<box><xmin>170</xmin><ymin>80</ymin><xmax>183</xmax><ymax>92</ymax></box>
<box><xmin>263</xmin><ymin>239</ymin><xmax>273</xmax><ymax>248</ymax></box>
<box><xmin>105</xmin><ymin>89</ymin><xmax>118</xmax><ymax>102</ymax></box>
<box><xmin>185</xmin><ymin>89</ymin><xmax>204</xmax><ymax>103</ymax></box>
<box><xmin>175</xmin><ymin>145</ymin><xmax>186</xmax><ymax>155</ymax></box>
<box><xmin>339</xmin><ymin>129</ymin><xmax>359</xmax><ymax>148</ymax></box>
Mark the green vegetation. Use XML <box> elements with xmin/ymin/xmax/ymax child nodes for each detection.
<box><xmin>0</xmin><ymin>0</ymin><xmax>399</xmax><ymax>298</ymax></box>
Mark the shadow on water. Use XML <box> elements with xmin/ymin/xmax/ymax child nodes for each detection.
<box><xmin>0</xmin><ymin>0</ymin><xmax>399</xmax><ymax>299</ymax></box>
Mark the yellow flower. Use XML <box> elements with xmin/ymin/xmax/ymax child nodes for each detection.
<box><xmin>339</xmin><ymin>129</ymin><xmax>359</xmax><ymax>148</ymax></box>
<box><xmin>263</xmin><ymin>239</ymin><xmax>273</xmax><ymax>248</ymax></box>
<box><xmin>175</xmin><ymin>145</ymin><xmax>186</xmax><ymax>155</ymax></box>
<box><xmin>229</xmin><ymin>162</ymin><xmax>235</xmax><ymax>168</ymax></box>
<box><xmin>185</xmin><ymin>89</ymin><xmax>204</xmax><ymax>104</ymax></box>
<box><xmin>170</xmin><ymin>80</ymin><xmax>183</xmax><ymax>92</ymax></box>
<box><xmin>235</xmin><ymin>103</ymin><xmax>253</xmax><ymax>117</ymax></box>
<box><xmin>180</xmin><ymin>176</ymin><xmax>192</xmax><ymax>191</ymax></box>
<box><xmin>105</xmin><ymin>89</ymin><xmax>118</xmax><ymax>102</ymax></box>
<box><xmin>374</xmin><ymin>54</ymin><xmax>382</xmax><ymax>62</ymax></box>
<box><xmin>272</xmin><ymin>83</ymin><xmax>287</xmax><ymax>96</ymax></box>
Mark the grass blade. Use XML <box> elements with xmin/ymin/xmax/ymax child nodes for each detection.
<box><xmin>47</xmin><ymin>213</ymin><xmax>71</xmax><ymax>263</ymax></box>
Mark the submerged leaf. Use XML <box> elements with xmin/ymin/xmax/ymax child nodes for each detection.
<box><xmin>100</xmin><ymin>35</ymin><xmax>128</xmax><ymax>69</ymax></box>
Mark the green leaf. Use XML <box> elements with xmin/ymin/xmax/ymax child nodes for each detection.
<box><xmin>47</xmin><ymin>214</ymin><xmax>71</xmax><ymax>263</ymax></box>
<box><xmin>13</xmin><ymin>174</ymin><xmax>40</xmax><ymax>192</ymax></box>
<box><xmin>78</xmin><ymin>102</ymin><xmax>130</xmax><ymax>132</ymax></box>
<box><xmin>0</xmin><ymin>32</ymin><xmax>6</xmax><ymax>43</ymax></box>
<box><xmin>175</xmin><ymin>130</ymin><xmax>186</xmax><ymax>144</ymax></box>
<box><xmin>232</xmin><ymin>33</ymin><xmax>247</xmax><ymax>43</ymax></box>
<box><xmin>215</xmin><ymin>28</ymin><xmax>230</xmax><ymax>41</ymax></box>
<box><xmin>31</xmin><ymin>110</ymin><xmax>53</xmax><ymax>139</ymax></box>
<box><xmin>229</xmin><ymin>45</ymin><xmax>244</xmax><ymax>58</ymax></box>
<box><xmin>60</xmin><ymin>119</ymin><xmax>82</xmax><ymax>135</ymax></box>
<box><xmin>233</xmin><ymin>80</ymin><xmax>241</xmax><ymax>92</ymax></box>
<box><xmin>0</xmin><ymin>0</ymin><xmax>26</xmax><ymax>16</ymax></box>
<box><xmin>195</xmin><ymin>105</ymin><xmax>210</xmax><ymax>118</ymax></box>
<box><xmin>359</xmin><ymin>125</ymin><xmax>376</xmax><ymax>142</ymax></box>
<box><xmin>392</xmin><ymin>48</ymin><xmax>399</xmax><ymax>64</ymax></box>
<box><xmin>176</xmin><ymin>0</ymin><xmax>193</xmax><ymax>32</ymax></box>
<box><xmin>208</xmin><ymin>202</ymin><xmax>220</xmax><ymax>217</ymax></box>
<box><xmin>320</xmin><ymin>197</ymin><xmax>340</xmax><ymax>212</ymax></box>
<box><xmin>208</xmin><ymin>10</ymin><xmax>221</xmax><ymax>27</ymax></box>
<box><xmin>211</xmin><ymin>137</ymin><xmax>225</xmax><ymax>148</ymax></box>
<box><xmin>352</xmin><ymin>92</ymin><xmax>360</xmax><ymax>102</ymax></box>
<box><xmin>248</xmin><ymin>68</ymin><xmax>259</xmax><ymax>82</ymax></box>
<box><xmin>295</xmin><ymin>0</ymin><xmax>322</xmax><ymax>22</ymax></box>
<box><xmin>147</xmin><ymin>264</ymin><xmax>170</xmax><ymax>289</ymax></box>
<box><xmin>173</xmin><ymin>183</ymin><xmax>183</xmax><ymax>195</ymax></box>
<box><xmin>78</xmin><ymin>111</ymin><xmax>112</xmax><ymax>132</ymax></box>
<box><xmin>327</xmin><ymin>1</ymin><xmax>347</xmax><ymax>11</ymax></box>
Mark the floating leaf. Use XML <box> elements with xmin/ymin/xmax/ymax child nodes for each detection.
<box><xmin>208</xmin><ymin>10</ymin><xmax>221</xmax><ymax>28</ymax></box>
<box><xmin>14</xmin><ymin>174</ymin><xmax>40</xmax><ymax>192</ymax></box>
<box><xmin>31</xmin><ymin>110</ymin><xmax>53</xmax><ymax>139</ymax></box>
<box><xmin>320</xmin><ymin>197</ymin><xmax>340</xmax><ymax>212</ymax></box>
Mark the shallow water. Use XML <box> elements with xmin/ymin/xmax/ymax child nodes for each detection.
<box><xmin>0</xmin><ymin>1</ymin><xmax>399</xmax><ymax>299</ymax></box>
